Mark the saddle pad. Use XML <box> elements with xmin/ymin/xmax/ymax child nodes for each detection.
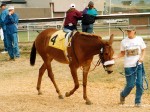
<box><xmin>49</xmin><ymin>30</ymin><xmax>67</xmax><ymax>51</ymax></box>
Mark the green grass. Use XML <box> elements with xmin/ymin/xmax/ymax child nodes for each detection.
<box><xmin>18</xmin><ymin>31</ymin><xmax>39</xmax><ymax>42</ymax></box>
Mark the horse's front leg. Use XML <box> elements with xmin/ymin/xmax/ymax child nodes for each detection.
<box><xmin>83</xmin><ymin>60</ymin><xmax>92</xmax><ymax>105</ymax></box>
<box><xmin>65</xmin><ymin>64</ymin><xmax>79</xmax><ymax>97</ymax></box>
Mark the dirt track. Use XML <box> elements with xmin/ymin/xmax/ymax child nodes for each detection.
<box><xmin>0</xmin><ymin>42</ymin><xmax>150</xmax><ymax>112</ymax></box>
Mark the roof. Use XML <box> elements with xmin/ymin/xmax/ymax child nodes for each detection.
<box><xmin>1</xmin><ymin>0</ymin><xmax>26</xmax><ymax>4</ymax></box>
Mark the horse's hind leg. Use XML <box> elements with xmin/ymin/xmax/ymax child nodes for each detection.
<box><xmin>65</xmin><ymin>65</ymin><xmax>79</xmax><ymax>97</ymax></box>
<box><xmin>45</xmin><ymin>60</ymin><xmax>63</xmax><ymax>99</ymax></box>
<box><xmin>37</xmin><ymin>63</ymin><xmax>46</xmax><ymax>95</ymax></box>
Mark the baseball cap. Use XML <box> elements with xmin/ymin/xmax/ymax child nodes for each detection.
<box><xmin>125</xmin><ymin>25</ymin><xmax>136</xmax><ymax>31</ymax></box>
<box><xmin>70</xmin><ymin>3</ymin><xmax>75</xmax><ymax>8</ymax></box>
<box><xmin>0</xmin><ymin>3</ymin><xmax>6</xmax><ymax>7</ymax></box>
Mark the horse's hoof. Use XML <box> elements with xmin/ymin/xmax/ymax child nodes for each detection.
<box><xmin>38</xmin><ymin>92</ymin><xmax>42</xmax><ymax>95</ymax></box>
<box><xmin>65</xmin><ymin>92</ymin><xmax>70</xmax><ymax>97</ymax></box>
<box><xmin>58</xmin><ymin>95</ymin><xmax>64</xmax><ymax>99</ymax></box>
<box><xmin>86</xmin><ymin>101</ymin><xmax>92</xmax><ymax>105</ymax></box>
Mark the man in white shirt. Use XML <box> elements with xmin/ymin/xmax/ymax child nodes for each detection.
<box><xmin>114</xmin><ymin>25</ymin><xmax>146</xmax><ymax>107</ymax></box>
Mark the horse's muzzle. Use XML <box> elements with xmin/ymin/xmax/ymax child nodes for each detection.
<box><xmin>107</xmin><ymin>70</ymin><xmax>113</xmax><ymax>74</ymax></box>
<box><xmin>105</xmin><ymin>66</ymin><xmax>113</xmax><ymax>74</ymax></box>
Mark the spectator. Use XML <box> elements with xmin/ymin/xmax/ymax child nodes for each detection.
<box><xmin>0</xmin><ymin>3</ymin><xmax>9</xmax><ymax>53</ymax></box>
<box><xmin>4</xmin><ymin>6</ymin><xmax>20</xmax><ymax>60</ymax></box>
<box><xmin>63</xmin><ymin>3</ymin><xmax>82</xmax><ymax>32</ymax></box>
<box><xmin>82</xmin><ymin>1</ymin><xmax>98</xmax><ymax>33</ymax></box>
<box><xmin>113</xmin><ymin>26</ymin><xmax>146</xmax><ymax>107</ymax></box>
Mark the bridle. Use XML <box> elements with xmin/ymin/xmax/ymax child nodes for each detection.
<box><xmin>99</xmin><ymin>47</ymin><xmax>107</xmax><ymax>70</ymax></box>
<box><xmin>90</xmin><ymin>47</ymin><xmax>107</xmax><ymax>72</ymax></box>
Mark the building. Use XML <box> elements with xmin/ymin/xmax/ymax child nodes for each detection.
<box><xmin>0</xmin><ymin>0</ymin><xmax>104</xmax><ymax>19</ymax></box>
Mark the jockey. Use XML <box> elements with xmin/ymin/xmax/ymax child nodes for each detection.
<box><xmin>63</xmin><ymin>3</ymin><xmax>82</xmax><ymax>32</ymax></box>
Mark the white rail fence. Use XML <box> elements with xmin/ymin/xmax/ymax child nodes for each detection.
<box><xmin>17</xmin><ymin>21</ymin><xmax>150</xmax><ymax>42</ymax></box>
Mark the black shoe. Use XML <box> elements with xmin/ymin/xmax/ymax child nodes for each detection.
<box><xmin>120</xmin><ymin>93</ymin><xmax>125</xmax><ymax>104</ymax></box>
<box><xmin>9</xmin><ymin>58</ymin><xmax>15</xmax><ymax>61</ymax></box>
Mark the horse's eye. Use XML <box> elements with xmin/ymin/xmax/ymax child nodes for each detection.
<box><xmin>105</xmin><ymin>53</ymin><xmax>108</xmax><ymax>55</ymax></box>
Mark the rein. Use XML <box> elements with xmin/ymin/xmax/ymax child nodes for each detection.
<box><xmin>90</xmin><ymin>58</ymin><xmax>102</xmax><ymax>72</ymax></box>
<box><xmin>120</xmin><ymin>62</ymin><xmax>148</xmax><ymax>90</ymax></box>
<box><xmin>81</xmin><ymin>47</ymin><xmax>106</xmax><ymax>73</ymax></box>
<box><xmin>81</xmin><ymin>47</ymin><xmax>105</xmax><ymax>73</ymax></box>
<box><xmin>80</xmin><ymin>58</ymin><xmax>102</xmax><ymax>73</ymax></box>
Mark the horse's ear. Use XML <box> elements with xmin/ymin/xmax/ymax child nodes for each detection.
<box><xmin>109</xmin><ymin>34</ymin><xmax>114</xmax><ymax>45</ymax></box>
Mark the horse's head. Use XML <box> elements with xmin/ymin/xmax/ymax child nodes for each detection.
<box><xmin>100</xmin><ymin>34</ymin><xmax>114</xmax><ymax>74</ymax></box>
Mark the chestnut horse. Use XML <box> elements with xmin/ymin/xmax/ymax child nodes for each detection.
<box><xmin>30</xmin><ymin>28</ymin><xmax>114</xmax><ymax>105</ymax></box>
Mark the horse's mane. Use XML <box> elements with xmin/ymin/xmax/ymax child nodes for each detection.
<box><xmin>78</xmin><ymin>32</ymin><xmax>102</xmax><ymax>41</ymax></box>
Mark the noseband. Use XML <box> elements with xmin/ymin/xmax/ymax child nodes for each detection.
<box><xmin>99</xmin><ymin>47</ymin><xmax>115</xmax><ymax>71</ymax></box>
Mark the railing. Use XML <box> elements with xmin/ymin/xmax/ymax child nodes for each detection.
<box><xmin>17</xmin><ymin>21</ymin><xmax>150</xmax><ymax>42</ymax></box>
<box><xmin>17</xmin><ymin>13</ymin><xmax>150</xmax><ymax>42</ymax></box>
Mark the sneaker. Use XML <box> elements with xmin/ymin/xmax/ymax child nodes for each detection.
<box><xmin>1</xmin><ymin>51</ymin><xmax>8</xmax><ymax>54</ymax></box>
<box><xmin>120</xmin><ymin>93</ymin><xmax>125</xmax><ymax>104</ymax></box>
<box><xmin>135</xmin><ymin>103</ymin><xmax>141</xmax><ymax>107</ymax></box>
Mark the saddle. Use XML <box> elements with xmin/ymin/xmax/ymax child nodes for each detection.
<box><xmin>49</xmin><ymin>30</ymin><xmax>74</xmax><ymax>51</ymax></box>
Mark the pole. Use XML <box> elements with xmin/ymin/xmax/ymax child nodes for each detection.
<box><xmin>118</xmin><ymin>27</ymin><xmax>125</xmax><ymax>39</ymax></box>
<box><xmin>50</xmin><ymin>3</ymin><xmax>54</xmax><ymax>18</ymax></box>
<box><xmin>108</xmin><ymin>0</ymin><xmax>111</xmax><ymax>36</ymax></box>
<box><xmin>27</xmin><ymin>24</ymin><xmax>30</xmax><ymax>41</ymax></box>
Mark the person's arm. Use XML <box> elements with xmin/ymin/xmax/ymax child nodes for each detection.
<box><xmin>94</xmin><ymin>8</ymin><xmax>98</xmax><ymax>16</ymax></box>
<box><xmin>14</xmin><ymin>14</ymin><xmax>19</xmax><ymax>24</ymax></box>
<box><xmin>82</xmin><ymin>8</ymin><xmax>88</xmax><ymax>14</ymax></box>
<box><xmin>4</xmin><ymin>13</ymin><xmax>18</xmax><ymax>26</ymax></box>
<box><xmin>1</xmin><ymin>11</ymin><xmax>8</xmax><ymax>22</ymax></box>
<box><xmin>8</xmin><ymin>13</ymin><xmax>18</xmax><ymax>24</ymax></box>
<box><xmin>75</xmin><ymin>10</ymin><xmax>82</xmax><ymax>19</ymax></box>
<box><xmin>4</xmin><ymin>15</ymin><xmax>9</xmax><ymax>24</ymax></box>
<box><xmin>0</xmin><ymin>10</ymin><xmax>8</xmax><ymax>26</ymax></box>
<box><xmin>113</xmin><ymin>51</ymin><xmax>125</xmax><ymax>60</ymax></box>
<box><xmin>139</xmin><ymin>48</ymin><xmax>146</xmax><ymax>63</ymax></box>
<box><xmin>113</xmin><ymin>40</ymin><xmax>125</xmax><ymax>60</ymax></box>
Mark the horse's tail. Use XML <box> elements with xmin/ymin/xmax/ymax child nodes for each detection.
<box><xmin>30</xmin><ymin>41</ymin><xmax>36</xmax><ymax>66</ymax></box>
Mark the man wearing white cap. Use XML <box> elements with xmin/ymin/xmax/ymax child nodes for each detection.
<box><xmin>63</xmin><ymin>3</ymin><xmax>82</xmax><ymax>32</ymax></box>
<box><xmin>4</xmin><ymin>6</ymin><xmax>20</xmax><ymax>60</ymax></box>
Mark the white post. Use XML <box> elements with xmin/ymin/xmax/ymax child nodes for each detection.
<box><xmin>108</xmin><ymin>0</ymin><xmax>111</xmax><ymax>36</ymax></box>
<box><xmin>50</xmin><ymin>3</ymin><xmax>54</xmax><ymax>18</ymax></box>
<box><xmin>27</xmin><ymin>24</ymin><xmax>30</xmax><ymax>42</ymax></box>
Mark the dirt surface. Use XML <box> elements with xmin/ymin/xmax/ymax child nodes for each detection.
<box><xmin>0</xmin><ymin>41</ymin><xmax>150</xmax><ymax>112</ymax></box>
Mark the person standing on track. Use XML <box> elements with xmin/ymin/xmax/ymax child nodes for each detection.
<box><xmin>4</xmin><ymin>6</ymin><xmax>20</xmax><ymax>60</ymax></box>
<box><xmin>0</xmin><ymin>3</ymin><xmax>9</xmax><ymax>53</ymax></box>
<box><xmin>113</xmin><ymin>25</ymin><xmax>146</xmax><ymax>107</ymax></box>
<box><xmin>81</xmin><ymin>1</ymin><xmax>98</xmax><ymax>33</ymax></box>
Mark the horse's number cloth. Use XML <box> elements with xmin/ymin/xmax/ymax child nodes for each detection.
<box><xmin>49</xmin><ymin>30</ymin><xmax>70</xmax><ymax>51</ymax></box>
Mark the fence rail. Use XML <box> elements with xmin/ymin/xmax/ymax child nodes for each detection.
<box><xmin>18</xmin><ymin>13</ymin><xmax>150</xmax><ymax>23</ymax></box>
<box><xmin>16</xmin><ymin>12</ymin><xmax>150</xmax><ymax>42</ymax></box>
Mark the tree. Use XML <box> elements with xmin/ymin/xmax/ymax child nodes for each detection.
<box><xmin>121</xmin><ymin>0</ymin><xmax>132</xmax><ymax>5</ymax></box>
<box><xmin>137</xmin><ymin>0</ymin><xmax>145</xmax><ymax>5</ymax></box>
